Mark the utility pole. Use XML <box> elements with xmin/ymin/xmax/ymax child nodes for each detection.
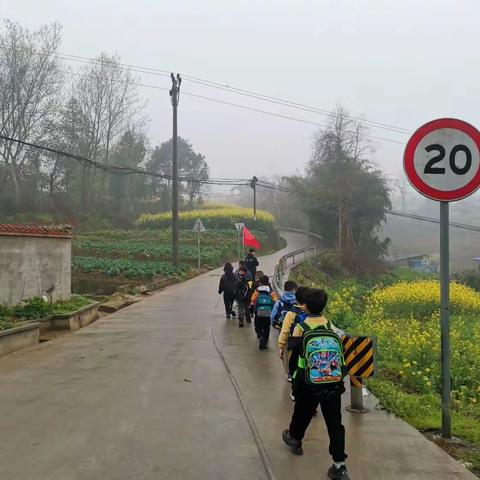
<box><xmin>170</xmin><ymin>73</ymin><xmax>181</xmax><ymax>266</ymax></box>
<box><xmin>251</xmin><ymin>176</ymin><xmax>258</xmax><ymax>221</ymax></box>
<box><xmin>338</xmin><ymin>204</ymin><xmax>342</xmax><ymax>250</ymax></box>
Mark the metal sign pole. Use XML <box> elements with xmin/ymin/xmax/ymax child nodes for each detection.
<box><xmin>350</xmin><ymin>378</ymin><xmax>364</xmax><ymax>411</ymax></box>
<box><xmin>440</xmin><ymin>201</ymin><xmax>451</xmax><ymax>438</ymax></box>
<box><xmin>197</xmin><ymin>230</ymin><xmax>201</xmax><ymax>271</ymax></box>
<box><xmin>242</xmin><ymin>227</ymin><xmax>245</xmax><ymax>259</ymax></box>
<box><xmin>237</xmin><ymin>228</ymin><xmax>240</xmax><ymax>262</ymax></box>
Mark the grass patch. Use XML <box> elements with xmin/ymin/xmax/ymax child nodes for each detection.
<box><xmin>369</xmin><ymin>378</ymin><xmax>480</xmax><ymax>470</ymax></box>
<box><xmin>0</xmin><ymin>295</ymin><xmax>94</xmax><ymax>330</ymax></box>
<box><xmin>50</xmin><ymin>295</ymin><xmax>93</xmax><ymax>315</ymax></box>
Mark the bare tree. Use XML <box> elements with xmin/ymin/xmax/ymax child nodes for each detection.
<box><xmin>68</xmin><ymin>53</ymin><xmax>143</xmax><ymax>209</ymax></box>
<box><xmin>0</xmin><ymin>20</ymin><xmax>63</xmax><ymax>209</ymax></box>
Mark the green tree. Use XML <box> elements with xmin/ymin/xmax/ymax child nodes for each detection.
<box><xmin>299</xmin><ymin>107</ymin><xmax>391</xmax><ymax>271</ymax></box>
<box><xmin>147</xmin><ymin>137</ymin><xmax>209</xmax><ymax>210</ymax></box>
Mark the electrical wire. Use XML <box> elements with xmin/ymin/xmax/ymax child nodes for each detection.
<box><xmin>54</xmin><ymin>51</ymin><xmax>411</xmax><ymax>137</ymax></box>
<box><xmin>58</xmin><ymin>67</ymin><xmax>406</xmax><ymax>146</ymax></box>
<box><xmin>2</xmin><ymin>134</ymin><xmax>479</xmax><ymax>234</ymax></box>
<box><xmin>254</xmin><ymin>180</ymin><xmax>480</xmax><ymax>233</ymax></box>
<box><xmin>0</xmin><ymin>135</ymin><xmax>249</xmax><ymax>187</ymax></box>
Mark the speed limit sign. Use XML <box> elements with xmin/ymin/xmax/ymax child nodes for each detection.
<box><xmin>404</xmin><ymin>117</ymin><xmax>480</xmax><ymax>440</ymax></box>
<box><xmin>404</xmin><ymin>118</ymin><xmax>480</xmax><ymax>201</ymax></box>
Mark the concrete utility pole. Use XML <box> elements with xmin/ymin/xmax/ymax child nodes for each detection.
<box><xmin>170</xmin><ymin>73</ymin><xmax>182</xmax><ymax>266</ymax></box>
<box><xmin>251</xmin><ymin>176</ymin><xmax>258</xmax><ymax>221</ymax></box>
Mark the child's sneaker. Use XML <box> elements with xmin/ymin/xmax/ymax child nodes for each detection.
<box><xmin>282</xmin><ymin>430</ymin><xmax>303</xmax><ymax>455</ymax></box>
<box><xmin>327</xmin><ymin>465</ymin><xmax>350</xmax><ymax>480</ymax></box>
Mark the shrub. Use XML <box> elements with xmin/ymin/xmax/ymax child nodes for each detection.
<box><xmin>11</xmin><ymin>297</ymin><xmax>51</xmax><ymax>319</ymax></box>
<box><xmin>453</xmin><ymin>269</ymin><xmax>480</xmax><ymax>293</ymax></box>
<box><xmin>366</xmin><ymin>280</ymin><xmax>480</xmax><ymax>319</ymax></box>
<box><xmin>136</xmin><ymin>207</ymin><xmax>274</xmax><ymax>232</ymax></box>
<box><xmin>359</xmin><ymin>313</ymin><xmax>480</xmax><ymax>409</ymax></box>
<box><xmin>0</xmin><ymin>318</ymin><xmax>14</xmax><ymax>330</ymax></box>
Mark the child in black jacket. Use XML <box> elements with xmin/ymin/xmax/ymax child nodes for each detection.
<box><xmin>218</xmin><ymin>263</ymin><xmax>236</xmax><ymax>319</ymax></box>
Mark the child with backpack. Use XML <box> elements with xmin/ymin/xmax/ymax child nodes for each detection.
<box><xmin>244</xmin><ymin>248</ymin><xmax>259</xmax><ymax>278</ymax></box>
<box><xmin>271</xmin><ymin>280</ymin><xmax>298</xmax><ymax>330</ymax></box>
<box><xmin>218</xmin><ymin>263</ymin><xmax>236</xmax><ymax>319</ymax></box>
<box><xmin>278</xmin><ymin>285</ymin><xmax>309</xmax><ymax>388</ymax></box>
<box><xmin>251</xmin><ymin>275</ymin><xmax>277</xmax><ymax>349</ymax></box>
<box><xmin>235</xmin><ymin>261</ymin><xmax>253</xmax><ymax>282</ymax></box>
<box><xmin>247</xmin><ymin>270</ymin><xmax>264</xmax><ymax>321</ymax></box>
<box><xmin>282</xmin><ymin>288</ymin><xmax>349</xmax><ymax>480</ymax></box>
<box><xmin>234</xmin><ymin>266</ymin><xmax>250</xmax><ymax>327</ymax></box>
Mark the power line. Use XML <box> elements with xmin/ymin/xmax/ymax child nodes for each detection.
<box><xmin>58</xmin><ymin>68</ymin><xmax>406</xmax><ymax>146</ymax></box>
<box><xmin>387</xmin><ymin>210</ymin><xmax>480</xmax><ymax>233</ymax></box>
<box><xmin>54</xmin><ymin>51</ymin><xmax>411</xmax><ymax>137</ymax></box>
<box><xmin>255</xmin><ymin>180</ymin><xmax>480</xmax><ymax>233</ymax></box>
<box><xmin>181</xmin><ymin>75</ymin><xmax>411</xmax><ymax>135</ymax></box>
<box><xmin>179</xmin><ymin>92</ymin><xmax>405</xmax><ymax>146</ymax></box>
<box><xmin>2</xmin><ymin>134</ymin><xmax>479</xmax><ymax>234</ymax></box>
<box><xmin>0</xmin><ymin>135</ymin><xmax>248</xmax><ymax>187</ymax></box>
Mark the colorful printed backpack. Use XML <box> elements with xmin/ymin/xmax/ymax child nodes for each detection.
<box><xmin>297</xmin><ymin>322</ymin><xmax>345</xmax><ymax>390</ymax></box>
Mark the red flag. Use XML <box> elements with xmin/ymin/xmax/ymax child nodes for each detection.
<box><xmin>243</xmin><ymin>226</ymin><xmax>261</xmax><ymax>249</ymax></box>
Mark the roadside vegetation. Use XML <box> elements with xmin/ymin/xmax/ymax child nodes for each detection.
<box><xmin>291</xmin><ymin>252</ymin><xmax>480</xmax><ymax>473</ymax></box>
<box><xmin>72</xmin><ymin>206</ymin><xmax>282</xmax><ymax>295</ymax></box>
<box><xmin>0</xmin><ymin>295</ymin><xmax>92</xmax><ymax>331</ymax></box>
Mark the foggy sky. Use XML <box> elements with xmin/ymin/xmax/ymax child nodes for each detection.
<box><xmin>1</xmin><ymin>0</ymin><xmax>479</xmax><ymax>191</ymax></box>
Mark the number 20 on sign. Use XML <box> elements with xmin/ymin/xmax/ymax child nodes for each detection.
<box><xmin>404</xmin><ymin>118</ymin><xmax>480</xmax><ymax>439</ymax></box>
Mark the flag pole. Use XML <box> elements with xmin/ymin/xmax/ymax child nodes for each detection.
<box><xmin>242</xmin><ymin>226</ymin><xmax>245</xmax><ymax>259</ymax></box>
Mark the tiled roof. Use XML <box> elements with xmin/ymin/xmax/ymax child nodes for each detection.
<box><xmin>0</xmin><ymin>224</ymin><xmax>73</xmax><ymax>239</ymax></box>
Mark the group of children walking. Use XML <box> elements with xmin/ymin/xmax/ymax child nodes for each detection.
<box><xmin>218</xmin><ymin>251</ymin><xmax>350</xmax><ymax>480</ymax></box>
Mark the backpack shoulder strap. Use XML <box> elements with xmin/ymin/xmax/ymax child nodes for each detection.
<box><xmin>299</xmin><ymin>322</ymin><xmax>311</xmax><ymax>332</ymax></box>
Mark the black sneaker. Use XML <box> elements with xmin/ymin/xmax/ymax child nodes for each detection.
<box><xmin>282</xmin><ymin>430</ymin><xmax>303</xmax><ymax>455</ymax></box>
<box><xmin>239</xmin><ymin>320</ymin><xmax>244</xmax><ymax>328</ymax></box>
<box><xmin>327</xmin><ymin>465</ymin><xmax>350</xmax><ymax>480</ymax></box>
<box><xmin>231</xmin><ymin>311</ymin><xmax>236</xmax><ymax>317</ymax></box>
<box><xmin>226</xmin><ymin>314</ymin><xmax>231</xmax><ymax>319</ymax></box>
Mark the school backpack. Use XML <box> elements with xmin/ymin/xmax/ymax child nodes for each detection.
<box><xmin>289</xmin><ymin>308</ymin><xmax>308</xmax><ymax>336</ymax></box>
<box><xmin>235</xmin><ymin>276</ymin><xmax>249</xmax><ymax>301</ymax></box>
<box><xmin>272</xmin><ymin>299</ymin><xmax>295</xmax><ymax>327</ymax></box>
<box><xmin>297</xmin><ymin>322</ymin><xmax>345</xmax><ymax>391</ymax></box>
<box><xmin>255</xmin><ymin>291</ymin><xmax>275</xmax><ymax>318</ymax></box>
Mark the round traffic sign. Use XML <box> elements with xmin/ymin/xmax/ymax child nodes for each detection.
<box><xmin>404</xmin><ymin>118</ymin><xmax>480</xmax><ymax>201</ymax></box>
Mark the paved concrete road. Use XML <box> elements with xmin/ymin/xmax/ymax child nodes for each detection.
<box><xmin>0</xmin><ymin>232</ymin><xmax>475</xmax><ymax>480</ymax></box>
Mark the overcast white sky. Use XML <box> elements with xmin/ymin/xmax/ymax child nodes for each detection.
<box><xmin>1</xmin><ymin>0</ymin><xmax>479</xmax><ymax>186</ymax></box>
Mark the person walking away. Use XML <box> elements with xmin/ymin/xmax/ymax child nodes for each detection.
<box><xmin>282</xmin><ymin>288</ymin><xmax>349</xmax><ymax>480</ymax></box>
<box><xmin>244</xmin><ymin>248</ymin><xmax>259</xmax><ymax>278</ymax></box>
<box><xmin>251</xmin><ymin>275</ymin><xmax>277</xmax><ymax>349</ymax></box>
<box><xmin>247</xmin><ymin>270</ymin><xmax>264</xmax><ymax>323</ymax></box>
<box><xmin>218</xmin><ymin>263</ymin><xmax>236</xmax><ymax>319</ymax></box>
<box><xmin>236</xmin><ymin>260</ymin><xmax>253</xmax><ymax>282</ymax></box>
<box><xmin>271</xmin><ymin>280</ymin><xmax>298</xmax><ymax>330</ymax></box>
<box><xmin>234</xmin><ymin>266</ymin><xmax>250</xmax><ymax>327</ymax></box>
<box><xmin>277</xmin><ymin>285</ymin><xmax>308</xmax><ymax>382</ymax></box>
